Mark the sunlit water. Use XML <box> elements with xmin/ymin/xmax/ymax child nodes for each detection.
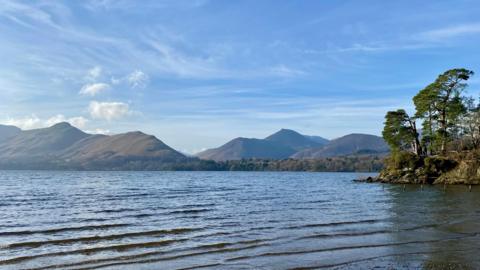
<box><xmin>1</xmin><ymin>171</ymin><xmax>479</xmax><ymax>270</ymax></box>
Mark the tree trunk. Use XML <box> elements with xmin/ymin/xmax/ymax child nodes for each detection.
<box><xmin>408</xmin><ymin>119</ymin><xmax>422</xmax><ymax>156</ymax></box>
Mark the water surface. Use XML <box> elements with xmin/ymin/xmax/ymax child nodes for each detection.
<box><xmin>1</xmin><ymin>171</ymin><xmax>479</xmax><ymax>269</ymax></box>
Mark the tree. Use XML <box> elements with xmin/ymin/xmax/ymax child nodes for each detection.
<box><xmin>382</xmin><ymin>109</ymin><xmax>422</xmax><ymax>155</ymax></box>
<box><xmin>427</xmin><ymin>69</ymin><xmax>473</xmax><ymax>153</ymax></box>
<box><xmin>461</xmin><ymin>97</ymin><xmax>480</xmax><ymax>150</ymax></box>
<box><xmin>414</xmin><ymin>83</ymin><xmax>438</xmax><ymax>155</ymax></box>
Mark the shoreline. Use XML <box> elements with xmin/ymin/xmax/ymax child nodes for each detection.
<box><xmin>354</xmin><ymin>176</ymin><xmax>480</xmax><ymax>185</ymax></box>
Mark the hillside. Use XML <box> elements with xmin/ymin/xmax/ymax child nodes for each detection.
<box><xmin>197</xmin><ymin>137</ymin><xmax>296</xmax><ymax>161</ymax></box>
<box><xmin>292</xmin><ymin>133</ymin><xmax>389</xmax><ymax>159</ymax></box>
<box><xmin>0</xmin><ymin>122</ymin><xmax>187</xmax><ymax>169</ymax></box>
<box><xmin>61</xmin><ymin>131</ymin><xmax>187</xmax><ymax>167</ymax></box>
<box><xmin>304</xmin><ymin>135</ymin><xmax>330</xmax><ymax>145</ymax></box>
<box><xmin>198</xmin><ymin>130</ymin><xmax>387</xmax><ymax>161</ymax></box>
<box><xmin>0</xmin><ymin>123</ymin><xmax>387</xmax><ymax>171</ymax></box>
<box><xmin>0</xmin><ymin>122</ymin><xmax>89</xmax><ymax>159</ymax></box>
<box><xmin>264</xmin><ymin>129</ymin><xmax>326</xmax><ymax>150</ymax></box>
<box><xmin>0</xmin><ymin>124</ymin><xmax>21</xmax><ymax>143</ymax></box>
<box><xmin>197</xmin><ymin>129</ymin><xmax>331</xmax><ymax>161</ymax></box>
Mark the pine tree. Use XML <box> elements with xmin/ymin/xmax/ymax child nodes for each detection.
<box><xmin>382</xmin><ymin>109</ymin><xmax>421</xmax><ymax>155</ymax></box>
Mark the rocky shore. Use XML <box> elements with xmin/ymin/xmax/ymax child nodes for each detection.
<box><xmin>356</xmin><ymin>154</ymin><xmax>480</xmax><ymax>185</ymax></box>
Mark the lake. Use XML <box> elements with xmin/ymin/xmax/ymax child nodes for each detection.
<box><xmin>1</xmin><ymin>171</ymin><xmax>479</xmax><ymax>269</ymax></box>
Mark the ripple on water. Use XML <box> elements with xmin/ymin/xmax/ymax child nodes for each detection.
<box><xmin>1</xmin><ymin>171</ymin><xmax>480</xmax><ymax>269</ymax></box>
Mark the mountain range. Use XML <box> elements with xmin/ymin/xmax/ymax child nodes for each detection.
<box><xmin>0</xmin><ymin>123</ymin><xmax>388</xmax><ymax>170</ymax></box>
<box><xmin>197</xmin><ymin>129</ymin><xmax>388</xmax><ymax>161</ymax></box>
<box><xmin>0</xmin><ymin>122</ymin><xmax>187</xmax><ymax>170</ymax></box>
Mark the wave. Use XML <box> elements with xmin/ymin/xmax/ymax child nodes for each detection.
<box><xmin>225</xmin><ymin>234</ymin><xmax>478</xmax><ymax>262</ymax></box>
<box><xmin>6</xmin><ymin>227</ymin><xmax>201</xmax><ymax>249</ymax></box>
<box><xmin>0</xmin><ymin>223</ymin><xmax>130</xmax><ymax>236</ymax></box>
<box><xmin>285</xmin><ymin>219</ymin><xmax>383</xmax><ymax>230</ymax></box>
<box><xmin>0</xmin><ymin>239</ymin><xmax>185</xmax><ymax>266</ymax></box>
<box><xmin>168</xmin><ymin>209</ymin><xmax>212</xmax><ymax>215</ymax></box>
<box><xmin>22</xmin><ymin>239</ymin><xmax>273</xmax><ymax>270</ymax></box>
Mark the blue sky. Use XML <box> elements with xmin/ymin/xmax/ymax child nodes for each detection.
<box><xmin>1</xmin><ymin>0</ymin><xmax>480</xmax><ymax>153</ymax></box>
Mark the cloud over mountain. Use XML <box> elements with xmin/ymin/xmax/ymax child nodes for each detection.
<box><xmin>89</xmin><ymin>101</ymin><xmax>131</xmax><ymax>120</ymax></box>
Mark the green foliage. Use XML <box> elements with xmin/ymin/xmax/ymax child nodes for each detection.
<box><xmin>385</xmin><ymin>151</ymin><xmax>421</xmax><ymax>171</ymax></box>
<box><xmin>460</xmin><ymin>97</ymin><xmax>480</xmax><ymax>149</ymax></box>
<box><xmin>215</xmin><ymin>156</ymin><xmax>384</xmax><ymax>172</ymax></box>
<box><xmin>380</xmin><ymin>68</ymin><xmax>480</xmax><ymax>183</ymax></box>
<box><xmin>414</xmin><ymin>69</ymin><xmax>474</xmax><ymax>153</ymax></box>
<box><xmin>414</xmin><ymin>83</ymin><xmax>438</xmax><ymax>154</ymax></box>
<box><xmin>382</xmin><ymin>109</ymin><xmax>421</xmax><ymax>155</ymax></box>
<box><xmin>384</xmin><ymin>68</ymin><xmax>475</xmax><ymax>158</ymax></box>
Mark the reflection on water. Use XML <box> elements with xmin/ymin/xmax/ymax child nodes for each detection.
<box><xmin>0</xmin><ymin>171</ymin><xmax>479</xmax><ymax>269</ymax></box>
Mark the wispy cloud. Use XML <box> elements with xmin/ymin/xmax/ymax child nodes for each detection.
<box><xmin>302</xmin><ymin>41</ymin><xmax>432</xmax><ymax>56</ymax></box>
<box><xmin>79</xmin><ymin>83</ymin><xmax>111</xmax><ymax>96</ymax></box>
<box><xmin>268</xmin><ymin>65</ymin><xmax>306</xmax><ymax>78</ymax></box>
<box><xmin>1</xmin><ymin>1</ymin><xmax>479</xmax><ymax>152</ymax></box>
<box><xmin>300</xmin><ymin>22</ymin><xmax>480</xmax><ymax>56</ymax></box>
<box><xmin>85</xmin><ymin>66</ymin><xmax>102</xmax><ymax>81</ymax></box>
<box><xmin>0</xmin><ymin>0</ymin><xmax>59</xmax><ymax>29</ymax></box>
<box><xmin>126</xmin><ymin>70</ymin><xmax>149</xmax><ymax>89</ymax></box>
<box><xmin>142</xmin><ymin>35</ymin><xmax>227</xmax><ymax>79</ymax></box>
<box><xmin>84</xmin><ymin>0</ymin><xmax>209</xmax><ymax>11</ymax></box>
<box><xmin>419</xmin><ymin>23</ymin><xmax>480</xmax><ymax>41</ymax></box>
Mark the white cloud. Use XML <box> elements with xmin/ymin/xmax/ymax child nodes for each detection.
<box><xmin>88</xmin><ymin>101</ymin><xmax>131</xmax><ymax>120</ymax></box>
<box><xmin>85</xmin><ymin>128</ymin><xmax>112</xmax><ymax>135</ymax></box>
<box><xmin>2</xmin><ymin>115</ymin><xmax>42</xmax><ymax>129</ymax></box>
<box><xmin>85</xmin><ymin>66</ymin><xmax>102</xmax><ymax>81</ymax></box>
<box><xmin>68</xmin><ymin>117</ymin><xmax>88</xmax><ymax>128</ymax></box>
<box><xmin>127</xmin><ymin>70</ymin><xmax>149</xmax><ymax>89</ymax></box>
<box><xmin>79</xmin><ymin>82</ymin><xmax>110</xmax><ymax>96</ymax></box>
<box><xmin>45</xmin><ymin>114</ymin><xmax>88</xmax><ymax>129</ymax></box>
<box><xmin>2</xmin><ymin>114</ymin><xmax>88</xmax><ymax>129</ymax></box>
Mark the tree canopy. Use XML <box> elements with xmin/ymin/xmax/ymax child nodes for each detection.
<box><xmin>383</xmin><ymin>68</ymin><xmax>475</xmax><ymax>157</ymax></box>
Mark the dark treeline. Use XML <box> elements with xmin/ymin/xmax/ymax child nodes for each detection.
<box><xmin>379</xmin><ymin>68</ymin><xmax>480</xmax><ymax>184</ymax></box>
<box><xmin>0</xmin><ymin>155</ymin><xmax>385</xmax><ymax>172</ymax></box>
<box><xmin>134</xmin><ymin>155</ymin><xmax>385</xmax><ymax>172</ymax></box>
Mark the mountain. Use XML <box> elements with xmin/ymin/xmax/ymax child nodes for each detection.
<box><xmin>0</xmin><ymin>124</ymin><xmax>21</xmax><ymax>143</ymax></box>
<box><xmin>197</xmin><ymin>137</ymin><xmax>296</xmax><ymax>161</ymax></box>
<box><xmin>61</xmin><ymin>131</ymin><xmax>186</xmax><ymax>166</ymax></box>
<box><xmin>0</xmin><ymin>122</ymin><xmax>89</xmax><ymax>159</ymax></box>
<box><xmin>304</xmin><ymin>135</ymin><xmax>330</xmax><ymax>145</ymax></box>
<box><xmin>264</xmin><ymin>129</ymin><xmax>326</xmax><ymax>150</ymax></box>
<box><xmin>292</xmin><ymin>133</ymin><xmax>389</xmax><ymax>159</ymax></box>
<box><xmin>0</xmin><ymin>123</ymin><xmax>387</xmax><ymax>169</ymax></box>
<box><xmin>197</xmin><ymin>129</ymin><xmax>330</xmax><ymax>161</ymax></box>
<box><xmin>0</xmin><ymin>122</ymin><xmax>187</xmax><ymax>169</ymax></box>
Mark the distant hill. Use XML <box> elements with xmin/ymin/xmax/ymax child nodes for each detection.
<box><xmin>197</xmin><ymin>129</ymin><xmax>330</xmax><ymax>161</ymax></box>
<box><xmin>264</xmin><ymin>129</ymin><xmax>326</xmax><ymax>151</ymax></box>
<box><xmin>0</xmin><ymin>124</ymin><xmax>21</xmax><ymax>143</ymax></box>
<box><xmin>0</xmin><ymin>122</ymin><xmax>89</xmax><ymax>158</ymax></box>
<box><xmin>292</xmin><ymin>133</ymin><xmax>389</xmax><ymax>159</ymax></box>
<box><xmin>0</xmin><ymin>122</ymin><xmax>187</xmax><ymax>169</ymax></box>
<box><xmin>61</xmin><ymin>131</ymin><xmax>186</xmax><ymax>166</ymax></box>
<box><xmin>303</xmin><ymin>135</ymin><xmax>330</xmax><ymax>145</ymax></box>
<box><xmin>198</xmin><ymin>130</ymin><xmax>388</xmax><ymax>161</ymax></box>
<box><xmin>197</xmin><ymin>137</ymin><xmax>296</xmax><ymax>161</ymax></box>
<box><xmin>0</xmin><ymin>123</ymin><xmax>387</xmax><ymax>170</ymax></box>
